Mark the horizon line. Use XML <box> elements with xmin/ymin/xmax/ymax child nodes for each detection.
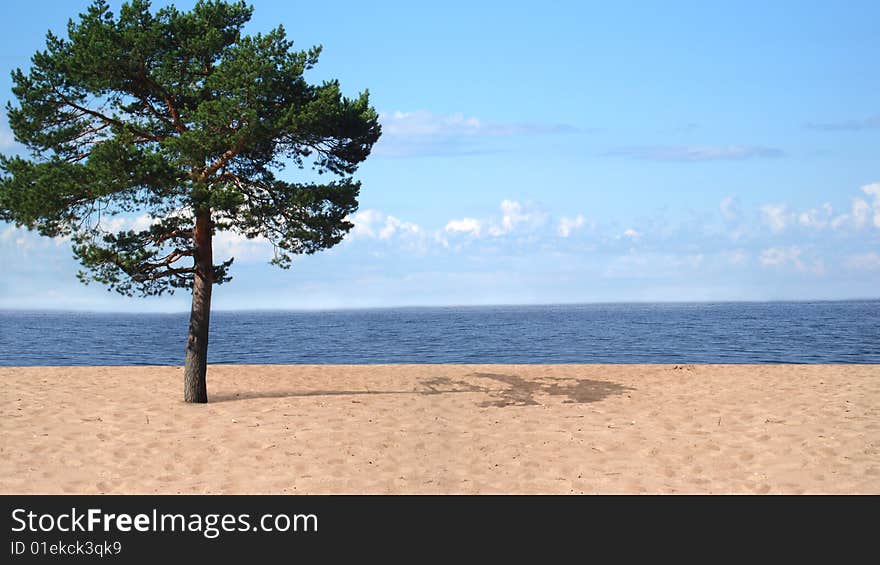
<box><xmin>1</xmin><ymin>296</ymin><xmax>878</xmax><ymax>315</ymax></box>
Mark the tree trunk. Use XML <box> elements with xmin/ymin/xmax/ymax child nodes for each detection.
<box><xmin>184</xmin><ymin>209</ymin><xmax>213</xmax><ymax>403</ymax></box>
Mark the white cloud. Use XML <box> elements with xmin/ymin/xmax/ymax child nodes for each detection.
<box><xmin>557</xmin><ymin>214</ymin><xmax>585</xmax><ymax>237</ymax></box>
<box><xmin>845</xmin><ymin>183</ymin><xmax>880</xmax><ymax>230</ymax></box>
<box><xmin>444</xmin><ymin>217</ymin><xmax>481</xmax><ymax>237</ymax></box>
<box><xmin>755</xmin><ymin>184</ymin><xmax>880</xmax><ymax>233</ymax></box>
<box><xmin>487</xmin><ymin>200</ymin><xmax>545</xmax><ymax>237</ymax></box>
<box><xmin>720</xmin><ymin>196</ymin><xmax>740</xmax><ymax>222</ymax></box>
<box><xmin>830</xmin><ymin>213</ymin><xmax>850</xmax><ymax>230</ymax></box>
<box><xmin>1</xmin><ymin>225</ymin><xmax>34</xmax><ymax>250</ymax></box>
<box><xmin>378</xmin><ymin>215</ymin><xmax>420</xmax><ymax>240</ymax></box>
<box><xmin>348</xmin><ymin>209</ymin><xmax>382</xmax><ymax>239</ymax></box>
<box><xmin>760</xmin><ymin>246</ymin><xmax>803</xmax><ymax>268</ymax></box>
<box><xmin>442</xmin><ymin>201</ymin><xmax>548</xmax><ymax>240</ymax></box>
<box><xmin>759</xmin><ymin>246</ymin><xmax>824</xmax><ymax>275</ymax></box>
<box><xmin>862</xmin><ymin>183</ymin><xmax>880</xmax><ymax>198</ymax></box>
<box><xmin>797</xmin><ymin>203</ymin><xmax>833</xmax><ymax>230</ymax></box>
<box><xmin>101</xmin><ymin>213</ymin><xmax>158</xmax><ymax>234</ymax></box>
<box><xmin>492</xmin><ymin>200</ymin><xmax>524</xmax><ymax>236</ymax></box>
<box><xmin>809</xmin><ymin>184</ymin><xmax>880</xmax><ymax>231</ymax></box>
<box><xmin>845</xmin><ymin>252</ymin><xmax>880</xmax><ymax>271</ymax></box>
<box><xmin>622</xmin><ymin>228</ymin><xmax>641</xmax><ymax>239</ymax></box>
<box><xmin>760</xmin><ymin>204</ymin><xmax>790</xmax><ymax>232</ymax></box>
<box><xmin>0</xmin><ymin>225</ymin><xmax>68</xmax><ymax>251</ymax></box>
<box><xmin>349</xmin><ymin>209</ymin><xmax>421</xmax><ymax>241</ymax></box>
<box><xmin>852</xmin><ymin>198</ymin><xmax>871</xmax><ymax>229</ymax></box>
<box><xmin>861</xmin><ymin>183</ymin><xmax>880</xmax><ymax>228</ymax></box>
<box><xmin>213</xmin><ymin>231</ymin><xmax>273</xmax><ymax>263</ymax></box>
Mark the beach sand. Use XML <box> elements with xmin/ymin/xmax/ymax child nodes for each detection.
<box><xmin>1</xmin><ymin>364</ymin><xmax>877</xmax><ymax>494</ymax></box>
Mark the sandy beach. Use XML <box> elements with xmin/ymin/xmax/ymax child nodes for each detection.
<box><xmin>1</xmin><ymin>364</ymin><xmax>877</xmax><ymax>494</ymax></box>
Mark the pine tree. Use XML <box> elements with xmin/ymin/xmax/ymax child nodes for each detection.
<box><xmin>0</xmin><ymin>0</ymin><xmax>381</xmax><ymax>402</ymax></box>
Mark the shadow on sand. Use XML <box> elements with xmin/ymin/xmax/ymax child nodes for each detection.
<box><xmin>210</xmin><ymin>372</ymin><xmax>633</xmax><ymax>407</ymax></box>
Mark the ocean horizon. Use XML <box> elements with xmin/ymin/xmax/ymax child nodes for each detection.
<box><xmin>3</xmin><ymin>296</ymin><xmax>880</xmax><ymax>315</ymax></box>
<box><xmin>2</xmin><ymin>299</ymin><xmax>878</xmax><ymax>366</ymax></box>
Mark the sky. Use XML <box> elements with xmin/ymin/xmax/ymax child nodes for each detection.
<box><xmin>1</xmin><ymin>0</ymin><xmax>879</xmax><ymax>311</ymax></box>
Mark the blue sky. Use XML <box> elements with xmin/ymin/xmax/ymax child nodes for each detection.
<box><xmin>1</xmin><ymin>0</ymin><xmax>879</xmax><ymax>311</ymax></box>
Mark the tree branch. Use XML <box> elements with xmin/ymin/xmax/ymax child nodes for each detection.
<box><xmin>138</xmin><ymin>72</ymin><xmax>187</xmax><ymax>133</ymax></box>
<box><xmin>204</xmin><ymin>135</ymin><xmax>248</xmax><ymax>178</ymax></box>
<box><xmin>131</xmin><ymin>266</ymin><xmax>195</xmax><ymax>282</ymax></box>
<box><xmin>52</xmin><ymin>87</ymin><xmax>163</xmax><ymax>143</ymax></box>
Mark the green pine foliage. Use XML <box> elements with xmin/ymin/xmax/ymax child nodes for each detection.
<box><xmin>0</xmin><ymin>0</ymin><xmax>381</xmax><ymax>296</ymax></box>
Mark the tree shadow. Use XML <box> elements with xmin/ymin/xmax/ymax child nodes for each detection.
<box><xmin>210</xmin><ymin>372</ymin><xmax>633</xmax><ymax>407</ymax></box>
<box><xmin>469</xmin><ymin>373</ymin><xmax>634</xmax><ymax>408</ymax></box>
<box><xmin>210</xmin><ymin>388</ymin><xmax>446</xmax><ymax>403</ymax></box>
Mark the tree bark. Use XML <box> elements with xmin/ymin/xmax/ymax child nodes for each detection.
<box><xmin>184</xmin><ymin>208</ymin><xmax>213</xmax><ymax>403</ymax></box>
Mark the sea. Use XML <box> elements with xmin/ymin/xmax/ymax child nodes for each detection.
<box><xmin>0</xmin><ymin>301</ymin><xmax>878</xmax><ymax>366</ymax></box>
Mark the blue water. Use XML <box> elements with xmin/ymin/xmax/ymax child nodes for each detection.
<box><xmin>0</xmin><ymin>301</ymin><xmax>878</xmax><ymax>365</ymax></box>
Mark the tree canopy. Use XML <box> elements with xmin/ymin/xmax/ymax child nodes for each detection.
<box><xmin>0</xmin><ymin>0</ymin><xmax>381</xmax><ymax>296</ymax></box>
